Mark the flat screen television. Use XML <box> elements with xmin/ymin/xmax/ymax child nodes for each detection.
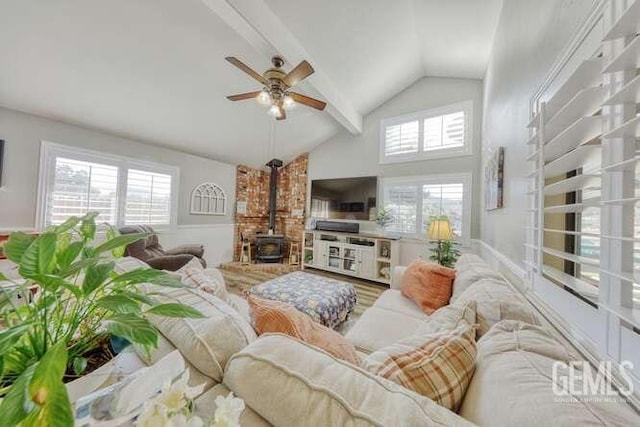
<box><xmin>310</xmin><ymin>176</ymin><xmax>378</xmax><ymax>221</ymax></box>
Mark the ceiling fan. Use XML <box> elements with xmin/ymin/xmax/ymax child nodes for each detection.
<box><xmin>225</xmin><ymin>55</ymin><xmax>327</xmax><ymax>120</ymax></box>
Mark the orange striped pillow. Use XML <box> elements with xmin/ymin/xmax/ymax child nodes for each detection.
<box><xmin>362</xmin><ymin>326</ymin><xmax>476</xmax><ymax>411</ymax></box>
<box><xmin>247</xmin><ymin>294</ymin><xmax>360</xmax><ymax>365</ymax></box>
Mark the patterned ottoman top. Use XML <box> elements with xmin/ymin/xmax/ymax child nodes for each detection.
<box><xmin>249</xmin><ymin>271</ymin><xmax>357</xmax><ymax>329</ymax></box>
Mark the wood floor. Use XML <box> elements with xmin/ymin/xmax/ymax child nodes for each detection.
<box><xmin>220</xmin><ymin>265</ymin><xmax>387</xmax><ymax>318</ymax></box>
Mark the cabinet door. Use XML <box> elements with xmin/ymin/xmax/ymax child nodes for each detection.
<box><xmin>313</xmin><ymin>240</ymin><xmax>328</xmax><ymax>268</ymax></box>
<box><xmin>358</xmin><ymin>249</ymin><xmax>375</xmax><ymax>279</ymax></box>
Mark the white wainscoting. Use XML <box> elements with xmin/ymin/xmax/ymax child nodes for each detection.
<box><xmin>159</xmin><ymin>223</ymin><xmax>235</xmax><ymax>268</ymax></box>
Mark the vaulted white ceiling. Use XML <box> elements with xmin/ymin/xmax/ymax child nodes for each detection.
<box><xmin>0</xmin><ymin>0</ymin><xmax>502</xmax><ymax>167</ymax></box>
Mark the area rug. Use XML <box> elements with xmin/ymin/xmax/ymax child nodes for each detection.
<box><xmin>220</xmin><ymin>267</ymin><xmax>386</xmax><ymax>331</ymax></box>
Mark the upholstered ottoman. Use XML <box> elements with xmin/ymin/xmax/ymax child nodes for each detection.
<box><xmin>249</xmin><ymin>271</ymin><xmax>357</xmax><ymax>329</ymax></box>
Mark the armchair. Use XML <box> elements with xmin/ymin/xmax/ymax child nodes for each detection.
<box><xmin>119</xmin><ymin>225</ymin><xmax>206</xmax><ymax>271</ymax></box>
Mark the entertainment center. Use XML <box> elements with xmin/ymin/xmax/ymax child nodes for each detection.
<box><xmin>302</xmin><ymin>229</ymin><xmax>399</xmax><ymax>285</ymax></box>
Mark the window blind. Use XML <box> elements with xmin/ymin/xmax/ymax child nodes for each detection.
<box><xmin>125</xmin><ymin>169</ymin><xmax>173</xmax><ymax>225</ymax></box>
<box><xmin>49</xmin><ymin>157</ymin><xmax>119</xmax><ymax>226</ymax></box>
<box><xmin>422</xmin><ymin>183</ymin><xmax>464</xmax><ymax>236</ymax></box>
<box><xmin>384</xmin><ymin>121</ymin><xmax>419</xmax><ymax>156</ymax></box>
<box><xmin>424</xmin><ymin>111</ymin><xmax>465</xmax><ymax>152</ymax></box>
<box><xmin>384</xmin><ymin>184</ymin><xmax>418</xmax><ymax>234</ymax></box>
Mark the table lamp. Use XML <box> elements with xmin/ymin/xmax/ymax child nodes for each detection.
<box><xmin>428</xmin><ymin>218</ymin><xmax>453</xmax><ymax>266</ymax></box>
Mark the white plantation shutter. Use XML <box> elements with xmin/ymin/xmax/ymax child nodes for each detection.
<box><xmin>422</xmin><ymin>183</ymin><xmax>464</xmax><ymax>235</ymax></box>
<box><xmin>39</xmin><ymin>143</ymin><xmax>178</xmax><ymax>229</ymax></box>
<box><xmin>384</xmin><ymin>184</ymin><xmax>418</xmax><ymax>234</ymax></box>
<box><xmin>380</xmin><ymin>101</ymin><xmax>472</xmax><ymax>164</ymax></box>
<box><xmin>424</xmin><ymin>111</ymin><xmax>465</xmax><ymax>151</ymax></box>
<box><xmin>48</xmin><ymin>157</ymin><xmax>119</xmax><ymax>226</ymax></box>
<box><xmin>382</xmin><ymin>175</ymin><xmax>470</xmax><ymax>242</ymax></box>
<box><xmin>384</xmin><ymin>121</ymin><xmax>419</xmax><ymax>156</ymax></box>
<box><xmin>125</xmin><ymin>169</ymin><xmax>172</xmax><ymax>225</ymax></box>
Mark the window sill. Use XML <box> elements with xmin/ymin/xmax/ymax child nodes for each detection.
<box><xmin>380</xmin><ymin>149</ymin><xmax>473</xmax><ymax>165</ymax></box>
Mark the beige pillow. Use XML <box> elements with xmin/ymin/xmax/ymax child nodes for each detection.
<box><xmin>114</xmin><ymin>256</ymin><xmax>150</xmax><ymax>274</ymax></box>
<box><xmin>414</xmin><ymin>301</ymin><xmax>477</xmax><ymax>335</ymax></box>
<box><xmin>224</xmin><ymin>334</ymin><xmax>474</xmax><ymax>427</ymax></box>
<box><xmin>460</xmin><ymin>320</ymin><xmax>639</xmax><ymax>426</ymax></box>
<box><xmin>147</xmin><ymin>287</ymin><xmax>256</xmax><ymax>382</ymax></box>
<box><xmin>452</xmin><ymin>264</ymin><xmax>506</xmax><ymax>301</ymax></box>
<box><xmin>176</xmin><ymin>256</ymin><xmax>205</xmax><ymax>274</ymax></box>
<box><xmin>453</xmin><ymin>279</ymin><xmax>541</xmax><ymax>337</ymax></box>
<box><xmin>180</xmin><ymin>264</ymin><xmax>230</xmax><ymax>304</ymax></box>
<box><xmin>362</xmin><ymin>326</ymin><xmax>477</xmax><ymax>411</ymax></box>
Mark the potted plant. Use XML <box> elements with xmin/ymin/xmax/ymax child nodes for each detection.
<box><xmin>427</xmin><ymin>215</ymin><xmax>461</xmax><ymax>268</ymax></box>
<box><xmin>0</xmin><ymin>213</ymin><xmax>203</xmax><ymax>426</ymax></box>
<box><xmin>374</xmin><ymin>208</ymin><xmax>394</xmax><ymax>234</ymax></box>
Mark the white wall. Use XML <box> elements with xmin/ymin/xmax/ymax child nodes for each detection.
<box><xmin>308</xmin><ymin>76</ymin><xmax>483</xmax><ymax>262</ymax></box>
<box><xmin>0</xmin><ymin>107</ymin><xmax>236</xmax><ymax>265</ymax></box>
<box><xmin>480</xmin><ymin>0</ymin><xmax>598</xmax><ymax>267</ymax></box>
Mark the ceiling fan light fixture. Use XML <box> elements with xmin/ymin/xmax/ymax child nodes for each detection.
<box><xmin>257</xmin><ymin>88</ymin><xmax>271</xmax><ymax>105</ymax></box>
<box><xmin>268</xmin><ymin>103</ymin><xmax>282</xmax><ymax>118</ymax></box>
<box><xmin>282</xmin><ymin>94</ymin><xmax>295</xmax><ymax>110</ymax></box>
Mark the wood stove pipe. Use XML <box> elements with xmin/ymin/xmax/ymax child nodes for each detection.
<box><xmin>265</xmin><ymin>158</ymin><xmax>283</xmax><ymax>233</ymax></box>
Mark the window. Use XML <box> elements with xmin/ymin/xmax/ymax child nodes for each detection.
<box><xmin>310</xmin><ymin>198</ymin><xmax>329</xmax><ymax>218</ymax></box>
<box><xmin>380</xmin><ymin>101</ymin><xmax>473</xmax><ymax>164</ymax></box>
<box><xmin>381</xmin><ymin>174</ymin><xmax>471</xmax><ymax>243</ymax></box>
<box><xmin>38</xmin><ymin>142</ymin><xmax>179</xmax><ymax>229</ymax></box>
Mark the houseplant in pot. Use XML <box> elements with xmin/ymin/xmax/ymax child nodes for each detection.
<box><xmin>0</xmin><ymin>213</ymin><xmax>203</xmax><ymax>427</ymax></box>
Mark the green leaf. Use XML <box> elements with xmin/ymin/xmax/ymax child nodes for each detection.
<box><xmin>92</xmin><ymin>233</ymin><xmax>150</xmax><ymax>256</ymax></box>
<box><xmin>104</xmin><ymin>314</ymin><xmax>158</xmax><ymax>348</ymax></box>
<box><xmin>105</xmin><ymin>226</ymin><xmax>127</xmax><ymax>258</ymax></box>
<box><xmin>121</xmin><ymin>291</ymin><xmax>156</xmax><ymax>307</ymax></box>
<box><xmin>4</xmin><ymin>232</ymin><xmax>37</xmax><ymax>264</ymax></box>
<box><xmin>82</xmin><ymin>261</ymin><xmax>115</xmax><ymax>295</ymax></box>
<box><xmin>24</xmin><ymin>344</ymin><xmax>73</xmax><ymax>427</ymax></box>
<box><xmin>53</xmin><ymin>216</ymin><xmax>80</xmax><ymax>234</ymax></box>
<box><xmin>145</xmin><ymin>303</ymin><xmax>204</xmax><ymax>318</ymax></box>
<box><xmin>56</xmin><ymin>241</ymin><xmax>84</xmax><ymax>269</ymax></box>
<box><xmin>60</xmin><ymin>257</ymin><xmax>97</xmax><ymax>278</ymax></box>
<box><xmin>0</xmin><ymin>364</ymin><xmax>37</xmax><ymax>426</ymax></box>
<box><xmin>112</xmin><ymin>267</ymin><xmax>165</xmax><ymax>285</ymax></box>
<box><xmin>80</xmin><ymin>213</ymin><xmax>98</xmax><ymax>240</ymax></box>
<box><xmin>0</xmin><ymin>271</ymin><xmax>9</xmax><ymax>281</ymax></box>
<box><xmin>72</xmin><ymin>357</ymin><xmax>87</xmax><ymax>376</ymax></box>
<box><xmin>19</xmin><ymin>233</ymin><xmax>57</xmax><ymax>278</ymax></box>
<box><xmin>0</xmin><ymin>323</ymin><xmax>31</xmax><ymax>356</ymax></box>
<box><xmin>149</xmin><ymin>274</ymin><xmax>185</xmax><ymax>288</ymax></box>
<box><xmin>96</xmin><ymin>295</ymin><xmax>141</xmax><ymax>314</ymax></box>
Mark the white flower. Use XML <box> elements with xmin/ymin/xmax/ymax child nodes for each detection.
<box><xmin>166</xmin><ymin>414</ymin><xmax>205</xmax><ymax>427</ymax></box>
<box><xmin>213</xmin><ymin>392</ymin><xmax>245</xmax><ymax>427</ymax></box>
<box><xmin>158</xmin><ymin>370</ymin><xmax>195</xmax><ymax>413</ymax></box>
<box><xmin>136</xmin><ymin>401</ymin><xmax>169</xmax><ymax>427</ymax></box>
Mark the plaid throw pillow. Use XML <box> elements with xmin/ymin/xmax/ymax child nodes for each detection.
<box><xmin>362</xmin><ymin>326</ymin><xmax>476</xmax><ymax>411</ymax></box>
<box><xmin>114</xmin><ymin>257</ymin><xmax>150</xmax><ymax>274</ymax></box>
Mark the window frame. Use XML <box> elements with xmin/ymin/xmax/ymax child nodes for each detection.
<box><xmin>36</xmin><ymin>141</ymin><xmax>180</xmax><ymax>231</ymax></box>
<box><xmin>380</xmin><ymin>173</ymin><xmax>472</xmax><ymax>246</ymax></box>
<box><xmin>379</xmin><ymin>100</ymin><xmax>473</xmax><ymax>164</ymax></box>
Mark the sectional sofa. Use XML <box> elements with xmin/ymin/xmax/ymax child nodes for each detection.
<box><xmin>69</xmin><ymin>254</ymin><xmax>639</xmax><ymax>425</ymax></box>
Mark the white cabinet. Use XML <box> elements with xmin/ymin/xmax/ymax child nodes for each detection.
<box><xmin>302</xmin><ymin>230</ymin><xmax>399</xmax><ymax>285</ymax></box>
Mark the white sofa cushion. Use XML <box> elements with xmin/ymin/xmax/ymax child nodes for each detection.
<box><xmin>224</xmin><ymin>334</ymin><xmax>474</xmax><ymax>427</ymax></box>
<box><xmin>372</xmin><ymin>289</ymin><xmax>429</xmax><ymax>319</ymax></box>
<box><xmin>147</xmin><ymin>287</ymin><xmax>257</xmax><ymax>382</ymax></box>
<box><xmin>194</xmin><ymin>384</ymin><xmax>270</xmax><ymax>427</ymax></box>
<box><xmin>414</xmin><ymin>301</ymin><xmax>477</xmax><ymax>335</ymax></box>
<box><xmin>452</xmin><ymin>263</ymin><xmax>506</xmax><ymax>302</ymax></box>
<box><xmin>460</xmin><ymin>320</ymin><xmax>639</xmax><ymax>426</ymax></box>
<box><xmin>453</xmin><ymin>279</ymin><xmax>541</xmax><ymax>337</ymax></box>
<box><xmin>345</xmin><ymin>306</ymin><xmax>423</xmax><ymax>353</ymax></box>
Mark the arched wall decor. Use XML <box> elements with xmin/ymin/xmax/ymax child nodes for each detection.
<box><xmin>190</xmin><ymin>182</ymin><xmax>227</xmax><ymax>215</ymax></box>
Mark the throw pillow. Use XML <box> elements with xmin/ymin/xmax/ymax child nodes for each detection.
<box><xmin>114</xmin><ymin>256</ymin><xmax>151</xmax><ymax>274</ymax></box>
<box><xmin>180</xmin><ymin>265</ymin><xmax>230</xmax><ymax>304</ymax></box>
<box><xmin>414</xmin><ymin>300</ymin><xmax>477</xmax><ymax>336</ymax></box>
<box><xmin>247</xmin><ymin>294</ymin><xmax>360</xmax><ymax>365</ymax></box>
<box><xmin>176</xmin><ymin>257</ymin><xmax>205</xmax><ymax>274</ymax></box>
<box><xmin>401</xmin><ymin>259</ymin><xmax>456</xmax><ymax>314</ymax></box>
<box><xmin>362</xmin><ymin>325</ymin><xmax>477</xmax><ymax>411</ymax></box>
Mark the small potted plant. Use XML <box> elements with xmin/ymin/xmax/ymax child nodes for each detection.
<box><xmin>427</xmin><ymin>215</ymin><xmax>461</xmax><ymax>268</ymax></box>
<box><xmin>374</xmin><ymin>208</ymin><xmax>394</xmax><ymax>235</ymax></box>
<box><xmin>0</xmin><ymin>212</ymin><xmax>203</xmax><ymax>426</ymax></box>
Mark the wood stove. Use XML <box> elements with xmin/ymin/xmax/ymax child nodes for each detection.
<box><xmin>256</xmin><ymin>235</ymin><xmax>285</xmax><ymax>263</ymax></box>
<box><xmin>255</xmin><ymin>158</ymin><xmax>285</xmax><ymax>263</ymax></box>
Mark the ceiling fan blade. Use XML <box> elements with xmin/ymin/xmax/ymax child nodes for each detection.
<box><xmin>225</xmin><ymin>57</ymin><xmax>267</xmax><ymax>85</ymax></box>
<box><xmin>282</xmin><ymin>60</ymin><xmax>314</xmax><ymax>87</ymax></box>
<box><xmin>226</xmin><ymin>91</ymin><xmax>261</xmax><ymax>101</ymax></box>
<box><xmin>290</xmin><ymin>92</ymin><xmax>327</xmax><ymax>111</ymax></box>
<box><xmin>276</xmin><ymin>104</ymin><xmax>286</xmax><ymax>120</ymax></box>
